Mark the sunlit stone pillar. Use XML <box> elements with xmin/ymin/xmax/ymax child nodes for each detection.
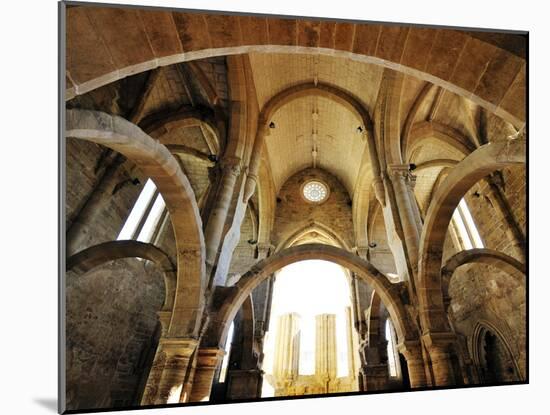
<box><xmin>273</xmin><ymin>313</ymin><xmax>301</xmax><ymax>382</ymax></box>
<box><xmin>315</xmin><ymin>314</ymin><xmax>337</xmax><ymax>382</ymax></box>
<box><xmin>345</xmin><ymin>307</ymin><xmax>359</xmax><ymax>384</ymax></box>
<box><xmin>153</xmin><ymin>338</ymin><xmax>199</xmax><ymax>404</ymax></box>
<box><xmin>388</xmin><ymin>164</ymin><xmax>422</xmax><ymax>274</ymax></box>
<box><xmin>189</xmin><ymin>347</ymin><xmax>226</xmax><ymax>402</ymax></box>
<box><xmin>204</xmin><ymin>156</ymin><xmax>242</xmax><ymax>272</ymax></box>
<box><xmin>242</xmin><ymin>118</ymin><xmax>270</xmax><ymax>203</ymax></box>
<box><xmin>397</xmin><ymin>341</ymin><xmax>428</xmax><ymax>388</ymax></box>
<box><xmin>405</xmin><ymin>173</ymin><xmax>423</xmax><ymax>231</ymax></box>
<box><xmin>141</xmin><ymin>311</ymin><xmax>172</xmax><ymax>405</ymax></box>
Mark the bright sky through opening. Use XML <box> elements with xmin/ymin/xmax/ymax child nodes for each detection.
<box><xmin>262</xmin><ymin>259</ymin><xmax>353</xmax><ymax>389</ymax></box>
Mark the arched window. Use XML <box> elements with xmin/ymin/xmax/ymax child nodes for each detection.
<box><xmin>450</xmin><ymin>198</ymin><xmax>484</xmax><ymax>250</ymax></box>
<box><xmin>117</xmin><ymin>179</ymin><xmax>167</xmax><ymax>243</ymax></box>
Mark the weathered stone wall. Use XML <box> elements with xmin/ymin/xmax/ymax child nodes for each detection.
<box><xmin>464</xmin><ymin>165</ymin><xmax>526</xmax><ymax>259</ymax></box>
<box><xmin>272</xmin><ymin>168</ymin><xmax>354</xmax><ymax>249</ymax></box>
<box><xmin>66</xmin><ymin>258</ymin><xmax>165</xmax><ymax>410</ymax></box>
<box><xmin>442</xmin><ymin>166</ymin><xmax>526</xmax><ymax>378</ymax></box>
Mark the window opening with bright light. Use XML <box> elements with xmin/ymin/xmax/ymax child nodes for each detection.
<box><xmin>451</xmin><ymin>198</ymin><xmax>484</xmax><ymax>250</ymax></box>
<box><xmin>117</xmin><ymin>178</ymin><xmax>167</xmax><ymax>243</ymax></box>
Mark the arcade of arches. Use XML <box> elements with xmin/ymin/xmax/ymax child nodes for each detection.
<box><xmin>63</xmin><ymin>4</ymin><xmax>527</xmax><ymax>411</ymax></box>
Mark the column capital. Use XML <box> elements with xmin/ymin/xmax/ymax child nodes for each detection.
<box><xmin>158</xmin><ymin>337</ymin><xmax>200</xmax><ymax>358</ymax></box>
<box><xmin>421</xmin><ymin>331</ymin><xmax>456</xmax><ymax>351</ymax></box>
<box><xmin>396</xmin><ymin>340</ymin><xmax>423</xmax><ymax>359</ymax></box>
<box><xmin>195</xmin><ymin>346</ymin><xmax>226</xmax><ymax>368</ymax></box>
<box><xmin>387</xmin><ymin>164</ymin><xmax>416</xmax><ymax>186</ymax></box>
<box><xmin>387</xmin><ymin>163</ymin><xmax>410</xmax><ymax>179</ymax></box>
<box><xmin>220</xmin><ymin>156</ymin><xmax>242</xmax><ymax>176</ymax></box>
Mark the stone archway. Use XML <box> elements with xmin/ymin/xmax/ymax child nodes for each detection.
<box><xmin>276</xmin><ymin>221</ymin><xmax>351</xmax><ymax>252</ymax></box>
<box><xmin>441</xmin><ymin>248</ymin><xmax>526</xmax><ymax>298</ymax></box>
<box><xmin>65</xmin><ymin>7</ymin><xmax>526</xmax><ymax>127</ymax></box>
<box><xmin>471</xmin><ymin>321</ymin><xmax>523</xmax><ymax>383</ymax></box>
<box><xmin>67</xmin><ymin>240</ymin><xmax>176</xmax><ymax>311</ymax></box>
<box><xmin>204</xmin><ymin>243</ymin><xmax>414</xmax><ymax>352</ymax></box>
<box><xmin>417</xmin><ymin>137</ymin><xmax>526</xmax><ymax>336</ymax></box>
<box><xmin>407</xmin><ymin>121</ymin><xmax>475</xmax><ymax>162</ymax></box>
<box><xmin>66</xmin><ymin>109</ymin><xmax>206</xmax><ymax>338</ymax></box>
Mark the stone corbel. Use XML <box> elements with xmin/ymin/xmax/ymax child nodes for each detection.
<box><xmin>220</xmin><ymin>156</ymin><xmax>242</xmax><ymax>177</ymax></box>
<box><xmin>421</xmin><ymin>331</ymin><xmax>457</xmax><ymax>352</ymax></box>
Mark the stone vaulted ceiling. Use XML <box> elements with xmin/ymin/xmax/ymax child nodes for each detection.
<box><xmin>248</xmin><ymin>52</ymin><xmax>385</xmax><ymax>196</ymax></box>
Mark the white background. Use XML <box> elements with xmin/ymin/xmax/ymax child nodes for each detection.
<box><xmin>0</xmin><ymin>0</ymin><xmax>545</xmax><ymax>414</ymax></box>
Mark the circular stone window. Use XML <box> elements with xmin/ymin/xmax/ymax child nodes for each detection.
<box><xmin>302</xmin><ymin>180</ymin><xmax>329</xmax><ymax>203</ymax></box>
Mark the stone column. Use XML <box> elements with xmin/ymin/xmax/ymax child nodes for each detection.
<box><xmin>189</xmin><ymin>347</ymin><xmax>225</xmax><ymax>402</ymax></box>
<box><xmin>242</xmin><ymin>118</ymin><xmax>270</xmax><ymax>203</ymax></box>
<box><xmin>204</xmin><ymin>156</ymin><xmax>242</xmax><ymax>271</ymax></box>
<box><xmin>406</xmin><ymin>173</ymin><xmax>423</xmax><ymax>231</ymax></box>
<box><xmin>225</xmin><ymin>369</ymin><xmax>263</xmax><ymax>400</ymax></box>
<box><xmin>66</xmin><ymin>154</ymin><xmax>126</xmax><ymax>255</ymax></box>
<box><xmin>153</xmin><ymin>338</ymin><xmax>199</xmax><ymax>404</ymax></box>
<box><xmin>273</xmin><ymin>313</ymin><xmax>301</xmax><ymax>381</ymax></box>
<box><xmin>388</xmin><ymin>164</ymin><xmax>422</xmax><ymax>274</ymax></box>
<box><xmin>345</xmin><ymin>307</ymin><xmax>359</xmax><ymax>383</ymax></box>
<box><xmin>397</xmin><ymin>341</ymin><xmax>428</xmax><ymax>388</ymax></box>
<box><xmin>315</xmin><ymin>314</ymin><xmax>337</xmax><ymax>381</ymax></box>
<box><xmin>140</xmin><ymin>311</ymin><xmax>172</xmax><ymax>405</ymax></box>
<box><xmin>484</xmin><ymin>175</ymin><xmax>526</xmax><ymax>263</ymax></box>
<box><xmin>423</xmin><ymin>333</ymin><xmax>456</xmax><ymax>387</ymax></box>
<box><xmin>362</xmin><ymin>362</ymin><xmax>389</xmax><ymax>391</ymax></box>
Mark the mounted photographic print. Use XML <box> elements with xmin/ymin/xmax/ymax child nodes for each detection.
<box><xmin>60</xmin><ymin>1</ymin><xmax>528</xmax><ymax>413</ymax></box>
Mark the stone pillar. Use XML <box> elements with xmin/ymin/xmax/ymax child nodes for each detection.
<box><xmin>225</xmin><ymin>369</ymin><xmax>263</xmax><ymax>400</ymax></box>
<box><xmin>345</xmin><ymin>307</ymin><xmax>359</xmax><ymax>384</ymax></box>
<box><xmin>406</xmin><ymin>173</ymin><xmax>423</xmax><ymax>230</ymax></box>
<box><xmin>242</xmin><ymin>119</ymin><xmax>270</xmax><ymax>203</ymax></box>
<box><xmin>388</xmin><ymin>164</ymin><xmax>422</xmax><ymax>274</ymax></box>
<box><xmin>140</xmin><ymin>312</ymin><xmax>198</xmax><ymax>406</ymax></box>
<box><xmin>140</xmin><ymin>311</ymin><xmax>172</xmax><ymax>405</ymax></box>
<box><xmin>423</xmin><ymin>333</ymin><xmax>456</xmax><ymax>387</ymax></box>
<box><xmin>204</xmin><ymin>156</ymin><xmax>242</xmax><ymax>271</ymax></box>
<box><xmin>273</xmin><ymin>313</ymin><xmax>301</xmax><ymax>381</ymax></box>
<box><xmin>362</xmin><ymin>362</ymin><xmax>389</xmax><ymax>391</ymax></box>
<box><xmin>153</xmin><ymin>338</ymin><xmax>199</xmax><ymax>404</ymax></box>
<box><xmin>189</xmin><ymin>347</ymin><xmax>225</xmax><ymax>402</ymax></box>
<box><xmin>484</xmin><ymin>176</ymin><xmax>526</xmax><ymax>263</ymax></box>
<box><xmin>66</xmin><ymin>154</ymin><xmax>126</xmax><ymax>255</ymax></box>
<box><xmin>315</xmin><ymin>314</ymin><xmax>337</xmax><ymax>382</ymax></box>
<box><xmin>397</xmin><ymin>341</ymin><xmax>428</xmax><ymax>388</ymax></box>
